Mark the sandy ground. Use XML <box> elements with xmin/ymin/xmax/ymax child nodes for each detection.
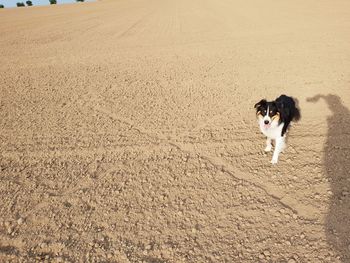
<box><xmin>1</xmin><ymin>0</ymin><xmax>350</xmax><ymax>262</ymax></box>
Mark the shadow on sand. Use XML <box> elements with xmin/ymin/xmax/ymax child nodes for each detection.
<box><xmin>307</xmin><ymin>94</ymin><xmax>350</xmax><ymax>261</ymax></box>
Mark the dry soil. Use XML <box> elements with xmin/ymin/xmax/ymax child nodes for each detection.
<box><xmin>1</xmin><ymin>0</ymin><xmax>350</xmax><ymax>262</ymax></box>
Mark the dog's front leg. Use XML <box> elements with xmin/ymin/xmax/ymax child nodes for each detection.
<box><xmin>265</xmin><ymin>137</ymin><xmax>272</xmax><ymax>152</ymax></box>
<box><xmin>271</xmin><ymin>136</ymin><xmax>285</xmax><ymax>164</ymax></box>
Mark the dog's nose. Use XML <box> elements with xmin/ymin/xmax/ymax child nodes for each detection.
<box><xmin>264</xmin><ymin>120</ymin><xmax>269</xmax><ymax>124</ymax></box>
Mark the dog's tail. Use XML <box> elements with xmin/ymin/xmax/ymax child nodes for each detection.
<box><xmin>293</xmin><ymin>98</ymin><xmax>301</xmax><ymax>122</ymax></box>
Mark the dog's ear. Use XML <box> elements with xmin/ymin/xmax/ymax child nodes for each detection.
<box><xmin>254</xmin><ymin>99</ymin><xmax>266</xmax><ymax>109</ymax></box>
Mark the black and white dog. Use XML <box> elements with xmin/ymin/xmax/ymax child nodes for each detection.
<box><xmin>254</xmin><ymin>95</ymin><xmax>300</xmax><ymax>164</ymax></box>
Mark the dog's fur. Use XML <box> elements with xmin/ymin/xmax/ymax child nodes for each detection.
<box><xmin>254</xmin><ymin>95</ymin><xmax>300</xmax><ymax>164</ymax></box>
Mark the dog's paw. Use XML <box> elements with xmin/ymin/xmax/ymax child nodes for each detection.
<box><xmin>264</xmin><ymin>146</ymin><xmax>272</xmax><ymax>152</ymax></box>
<box><xmin>271</xmin><ymin>158</ymin><xmax>278</xmax><ymax>164</ymax></box>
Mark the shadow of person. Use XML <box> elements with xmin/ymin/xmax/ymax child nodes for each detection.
<box><xmin>307</xmin><ymin>94</ymin><xmax>350</xmax><ymax>261</ymax></box>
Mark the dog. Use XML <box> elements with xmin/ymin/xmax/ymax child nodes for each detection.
<box><xmin>254</xmin><ymin>95</ymin><xmax>300</xmax><ymax>164</ymax></box>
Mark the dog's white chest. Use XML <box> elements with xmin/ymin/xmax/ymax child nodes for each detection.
<box><xmin>260</xmin><ymin>123</ymin><xmax>284</xmax><ymax>139</ymax></box>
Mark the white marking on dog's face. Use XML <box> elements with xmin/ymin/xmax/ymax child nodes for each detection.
<box><xmin>262</xmin><ymin>106</ymin><xmax>271</xmax><ymax>127</ymax></box>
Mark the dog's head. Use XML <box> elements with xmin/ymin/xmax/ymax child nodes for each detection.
<box><xmin>254</xmin><ymin>99</ymin><xmax>281</xmax><ymax>130</ymax></box>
